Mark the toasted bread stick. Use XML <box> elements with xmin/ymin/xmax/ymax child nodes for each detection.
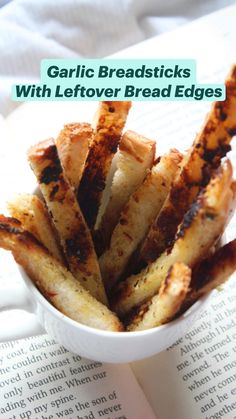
<box><xmin>140</xmin><ymin>64</ymin><xmax>236</xmax><ymax>263</ymax></box>
<box><xmin>127</xmin><ymin>263</ymin><xmax>191</xmax><ymax>331</ymax></box>
<box><xmin>185</xmin><ymin>238</ymin><xmax>236</xmax><ymax>306</ymax></box>
<box><xmin>112</xmin><ymin>161</ymin><xmax>235</xmax><ymax>317</ymax></box>
<box><xmin>100</xmin><ymin>149</ymin><xmax>182</xmax><ymax>291</ymax></box>
<box><xmin>7</xmin><ymin>194</ymin><xmax>64</xmax><ymax>263</ymax></box>
<box><xmin>78</xmin><ymin>101</ymin><xmax>131</xmax><ymax>229</ymax></box>
<box><xmin>0</xmin><ymin>216</ymin><xmax>123</xmax><ymax>331</ymax></box>
<box><xmin>28</xmin><ymin>139</ymin><xmax>107</xmax><ymax>305</ymax></box>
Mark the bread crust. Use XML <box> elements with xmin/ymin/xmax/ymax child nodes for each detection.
<box><xmin>127</xmin><ymin>262</ymin><xmax>191</xmax><ymax>331</ymax></box>
<box><xmin>7</xmin><ymin>193</ymin><xmax>64</xmax><ymax>263</ymax></box>
<box><xmin>0</xmin><ymin>215</ymin><xmax>123</xmax><ymax>332</ymax></box>
<box><xmin>186</xmin><ymin>238</ymin><xmax>236</xmax><ymax>304</ymax></box>
<box><xmin>56</xmin><ymin>123</ymin><xmax>92</xmax><ymax>192</ymax></box>
<box><xmin>78</xmin><ymin>101</ymin><xmax>131</xmax><ymax>229</ymax></box>
<box><xmin>28</xmin><ymin>138</ymin><xmax>107</xmax><ymax>305</ymax></box>
<box><xmin>140</xmin><ymin>64</ymin><xmax>236</xmax><ymax>263</ymax></box>
<box><xmin>100</xmin><ymin>149</ymin><xmax>182</xmax><ymax>291</ymax></box>
<box><xmin>99</xmin><ymin>130</ymin><xmax>156</xmax><ymax>246</ymax></box>
<box><xmin>112</xmin><ymin>160</ymin><xmax>235</xmax><ymax>317</ymax></box>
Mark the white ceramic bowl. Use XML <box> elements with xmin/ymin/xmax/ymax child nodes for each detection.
<box><xmin>1</xmin><ymin>174</ymin><xmax>215</xmax><ymax>363</ymax></box>
<box><xmin>17</xmin><ymin>264</ymin><xmax>212</xmax><ymax>363</ymax></box>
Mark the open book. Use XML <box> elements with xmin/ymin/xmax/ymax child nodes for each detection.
<box><xmin>0</xmin><ymin>4</ymin><xmax>236</xmax><ymax>419</ymax></box>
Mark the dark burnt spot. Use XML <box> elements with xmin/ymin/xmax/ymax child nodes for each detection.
<box><xmin>78</xmin><ymin>128</ymin><xmax>121</xmax><ymax>227</ymax></box>
<box><xmin>115</xmin><ymin>282</ymin><xmax>133</xmax><ymax>302</ymax></box>
<box><xmin>106</xmin><ymin>134</ymin><xmax>120</xmax><ymax>154</ymax></box>
<box><xmin>40</xmin><ymin>164</ymin><xmax>62</xmax><ymax>185</ymax></box>
<box><xmin>201</xmin><ymin>164</ymin><xmax>211</xmax><ymax>187</ymax></box>
<box><xmin>49</xmin><ymin>185</ymin><xmax>59</xmax><ymax>200</ymax></box>
<box><xmin>169</xmin><ymin>183</ymin><xmax>189</xmax><ymax>207</ymax></box>
<box><xmin>204</xmin><ymin>121</ymin><xmax>216</xmax><ymax>136</ymax></box>
<box><xmin>216</xmin><ymin>141</ymin><xmax>231</xmax><ymax>158</ymax></box>
<box><xmin>0</xmin><ymin>223</ymin><xmax>21</xmax><ymax>235</ymax></box>
<box><xmin>65</xmin><ymin>234</ymin><xmax>88</xmax><ymax>264</ymax></box>
<box><xmin>192</xmin><ymin>240</ymin><xmax>235</xmax><ymax>290</ymax></box>
<box><xmin>142</xmin><ymin>204</ymin><xmax>185</xmax><ymax>261</ymax></box>
<box><xmin>119</xmin><ymin>217</ymin><xmax>128</xmax><ymax>226</ymax></box>
<box><xmin>144</xmin><ymin>242</ymin><xmax>162</xmax><ymax>261</ymax></box>
<box><xmin>202</xmin><ymin>148</ymin><xmax>217</xmax><ymax>163</ymax></box>
<box><xmin>42</xmin><ymin>142</ymin><xmax>57</xmax><ymax>160</ymax></box>
<box><xmin>158</xmin><ymin>208</ymin><xmax>178</xmax><ymax>235</ymax></box>
<box><xmin>108</xmin><ymin>106</ymin><xmax>115</xmax><ymax>113</ymax></box>
<box><xmin>202</xmin><ymin>142</ymin><xmax>231</xmax><ymax>164</ymax></box>
<box><xmin>79</xmin><ymin>200</ymin><xmax>96</xmax><ymax>229</ymax></box>
<box><xmin>227</xmin><ymin>126</ymin><xmax>236</xmax><ymax>137</ymax></box>
<box><xmin>205</xmin><ymin>212</ymin><xmax>216</xmax><ymax>220</ymax></box>
<box><xmin>83</xmin><ymin>162</ymin><xmax>106</xmax><ymax>191</ymax></box>
<box><xmin>79</xmin><ymin>170</ymin><xmax>106</xmax><ymax>227</ymax></box>
<box><xmin>216</xmin><ymin>103</ymin><xmax>228</xmax><ymax>121</ymax></box>
<box><xmin>154</xmin><ymin>156</ymin><xmax>161</xmax><ymax>165</ymax></box>
<box><xmin>124</xmin><ymin>301</ymin><xmax>150</xmax><ymax>327</ymax></box>
<box><xmin>176</xmin><ymin>199</ymin><xmax>202</xmax><ymax>240</ymax></box>
<box><xmin>0</xmin><ymin>216</ymin><xmax>21</xmax><ymax>226</ymax></box>
<box><xmin>218</xmin><ymin>140</ymin><xmax>231</xmax><ymax>155</ymax></box>
<box><xmin>91</xmin><ymin>173</ymin><xmax>106</xmax><ymax>192</ymax></box>
<box><xmin>142</xmin><ymin>171</ymin><xmax>202</xmax><ymax>262</ymax></box>
<box><xmin>219</xmin><ymin>111</ymin><xmax>227</xmax><ymax>121</ymax></box>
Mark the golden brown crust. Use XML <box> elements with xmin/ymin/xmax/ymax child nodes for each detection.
<box><xmin>119</xmin><ymin>130</ymin><xmax>156</xmax><ymax>163</ymax></box>
<box><xmin>112</xmin><ymin>160</ymin><xmax>235</xmax><ymax>317</ymax></box>
<box><xmin>127</xmin><ymin>262</ymin><xmax>191</xmax><ymax>331</ymax></box>
<box><xmin>28</xmin><ymin>138</ymin><xmax>107</xmax><ymax>305</ymax></box>
<box><xmin>139</xmin><ymin>65</ymin><xmax>236</xmax><ymax>264</ymax></box>
<box><xmin>98</xmin><ymin>130</ymin><xmax>156</xmax><ymax>248</ymax></box>
<box><xmin>56</xmin><ymin>123</ymin><xmax>92</xmax><ymax>192</ymax></box>
<box><xmin>7</xmin><ymin>194</ymin><xmax>64</xmax><ymax>263</ymax></box>
<box><xmin>186</xmin><ymin>239</ymin><xmax>236</xmax><ymax>304</ymax></box>
<box><xmin>99</xmin><ymin>149</ymin><xmax>182</xmax><ymax>291</ymax></box>
<box><xmin>78</xmin><ymin>101</ymin><xmax>131</xmax><ymax>228</ymax></box>
<box><xmin>0</xmin><ymin>216</ymin><xmax>123</xmax><ymax>332</ymax></box>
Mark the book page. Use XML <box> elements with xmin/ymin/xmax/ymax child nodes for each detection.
<box><xmin>132</xmin><ymin>274</ymin><xmax>236</xmax><ymax>419</ymax></box>
<box><xmin>0</xmin><ymin>335</ymin><xmax>156</xmax><ymax>419</ymax></box>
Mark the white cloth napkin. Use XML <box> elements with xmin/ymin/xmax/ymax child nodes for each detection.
<box><xmin>0</xmin><ymin>0</ymin><xmax>235</xmax><ymax>116</ymax></box>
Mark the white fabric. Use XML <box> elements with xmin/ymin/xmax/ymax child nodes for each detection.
<box><xmin>0</xmin><ymin>0</ymin><xmax>235</xmax><ymax>116</ymax></box>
